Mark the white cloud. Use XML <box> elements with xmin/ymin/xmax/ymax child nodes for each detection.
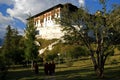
<box><xmin>0</xmin><ymin>12</ymin><xmax>13</xmax><ymax>38</ymax></box>
<box><xmin>0</xmin><ymin>12</ymin><xmax>13</xmax><ymax>24</ymax></box>
<box><xmin>0</xmin><ymin>23</ymin><xmax>24</xmax><ymax>38</ymax></box>
<box><xmin>0</xmin><ymin>12</ymin><xmax>23</xmax><ymax>38</ymax></box>
<box><xmin>0</xmin><ymin>24</ymin><xmax>8</xmax><ymax>38</ymax></box>
<box><xmin>0</xmin><ymin>12</ymin><xmax>12</xmax><ymax>38</ymax></box>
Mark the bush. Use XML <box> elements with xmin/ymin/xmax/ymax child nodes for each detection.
<box><xmin>45</xmin><ymin>52</ymin><xmax>58</xmax><ymax>61</ymax></box>
<box><xmin>42</xmin><ymin>44</ymin><xmax>90</xmax><ymax>62</ymax></box>
<box><xmin>71</xmin><ymin>46</ymin><xmax>90</xmax><ymax>58</ymax></box>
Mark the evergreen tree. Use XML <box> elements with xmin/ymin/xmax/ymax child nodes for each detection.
<box><xmin>0</xmin><ymin>25</ymin><xmax>13</xmax><ymax>80</ymax></box>
<box><xmin>24</xmin><ymin>16</ymin><xmax>39</xmax><ymax>67</ymax></box>
<box><xmin>1</xmin><ymin>25</ymin><xmax>24</xmax><ymax>65</ymax></box>
<box><xmin>2</xmin><ymin>25</ymin><xmax>13</xmax><ymax>64</ymax></box>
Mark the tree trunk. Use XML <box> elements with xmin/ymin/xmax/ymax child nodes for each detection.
<box><xmin>95</xmin><ymin>66</ymin><xmax>104</xmax><ymax>78</ymax></box>
<box><xmin>31</xmin><ymin>60</ymin><xmax>34</xmax><ymax>70</ymax></box>
<box><xmin>94</xmin><ymin>53</ymin><xmax>105</xmax><ymax>78</ymax></box>
<box><xmin>90</xmin><ymin>51</ymin><xmax>105</xmax><ymax>78</ymax></box>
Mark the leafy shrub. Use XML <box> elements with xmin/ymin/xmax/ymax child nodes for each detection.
<box><xmin>71</xmin><ymin>46</ymin><xmax>90</xmax><ymax>58</ymax></box>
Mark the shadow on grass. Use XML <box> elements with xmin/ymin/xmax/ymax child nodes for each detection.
<box><xmin>104</xmin><ymin>65</ymin><xmax>120</xmax><ymax>80</ymax></box>
<box><xmin>6</xmin><ymin>63</ymin><xmax>120</xmax><ymax>80</ymax></box>
<box><xmin>7</xmin><ymin>68</ymin><xmax>45</xmax><ymax>80</ymax></box>
<box><xmin>55</xmin><ymin>64</ymin><xmax>120</xmax><ymax>80</ymax></box>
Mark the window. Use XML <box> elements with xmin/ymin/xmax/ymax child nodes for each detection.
<box><xmin>48</xmin><ymin>16</ymin><xmax>50</xmax><ymax>20</ymax></box>
<box><xmin>51</xmin><ymin>14</ymin><xmax>54</xmax><ymax>19</ymax></box>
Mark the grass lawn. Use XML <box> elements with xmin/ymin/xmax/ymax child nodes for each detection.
<box><xmin>5</xmin><ymin>54</ymin><xmax>120</xmax><ymax>80</ymax></box>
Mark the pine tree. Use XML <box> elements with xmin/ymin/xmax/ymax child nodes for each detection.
<box><xmin>0</xmin><ymin>25</ymin><xmax>13</xmax><ymax>80</ymax></box>
<box><xmin>1</xmin><ymin>25</ymin><xmax>22</xmax><ymax>64</ymax></box>
<box><xmin>24</xmin><ymin>17</ymin><xmax>39</xmax><ymax>68</ymax></box>
<box><xmin>2</xmin><ymin>25</ymin><xmax>13</xmax><ymax>64</ymax></box>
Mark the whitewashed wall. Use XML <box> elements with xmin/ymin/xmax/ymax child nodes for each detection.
<box><xmin>34</xmin><ymin>8</ymin><xmax>63</xmax><ymax>39</ymax></box>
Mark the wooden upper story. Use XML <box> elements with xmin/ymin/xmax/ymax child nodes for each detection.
<box><xmin>27</xmin><ymin>3</ymin><xmax>78</xmax><ymax>27</ymax></box>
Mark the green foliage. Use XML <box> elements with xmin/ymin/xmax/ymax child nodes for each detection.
<box><xmin>43</xmin><ymin>43</ymin><xmax>61</xmax><ymax>61</ymax></box>
<box><xmin>73</xmin><ymin>46</ymin><xmax>90</xmax><ymax>58</ymax></box>
<box><xmin>1</xmin><ymin>25</ymin><xmax>24</xmax><ymax>65</ymax></box>
<box><xmin>60</xmin><ymin>44</ymin><xmax>90</xmax><ymax>58</ymax></box>
<box><xmin>105</xmin><ymin>47</ymin><xmax>114</xmax><ymax>56</ymax></box>
<box><xmin>2</xmin><ymin>25</ymin><xmax>13</xmax><ymax>63</ymax></box>
<box><xmin>45</xmin><ymin>52</ymin><xmax>58</xmax><ymax>61</ymax></box>
<box><xmin>59</xmin><ymin>1</ymin><xmax>120</xmax><ymax>77</ymax></box>
<box><xmin>24</xmin><ymin>17</ymin><xmax>39</xmax><ymax>62</ymax></box>
<box><xmin>43</xmin><ymin>43</ymin><xmax>90</xmax><ymax>62</ymax></box>
<box><xmin>107</xmin><ymin>5</ymin><xmax>120</xmax><ymax>45</ymax></box>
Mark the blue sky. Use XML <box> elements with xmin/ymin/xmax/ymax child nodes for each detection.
<box><xmin>85</xmin><ymin>0</ymin><xmax>120</xmax><ymax>13</ymax></box>
<box><xmin>0</xmin><ymin>0</ymin><xmax>120</xmax><ymax>39</ymax></box>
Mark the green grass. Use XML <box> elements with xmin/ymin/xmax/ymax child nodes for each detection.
<box><xmin>4</xmin><ymin>55</ymin><xmax>120</xmax><ymax>80</ymax></box>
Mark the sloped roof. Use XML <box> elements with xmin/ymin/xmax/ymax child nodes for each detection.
<box><xmin>27</xmin><ymin>3</ymin><xmax>78</xmax><ymax>20</ymax></box>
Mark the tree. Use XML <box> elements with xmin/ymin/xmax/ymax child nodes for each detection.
<box><xmin>24</xmin><ymin>16</ymin><xmax>39</xmax><ymax>67</ymax></box>
<box><xmin>2</xmin><ymin>25</ymin><xmax>14</xmax><ymax>65</ymax></box>
<box><xmin>2</xmin><ymin>25</ymin><xmax>24</xmax><ymax>65</ymax></box>
<box><xmin>59</xmin><ymin>1</ymin><xmax>120</xmax><ymax>78</ymax></box>
<box><xmin>11</xmin><ymin>35</ymin><xmax>25</xmax><ymax>64</ymax></box>
<box><xmin>0</xmin><ymin>25</ymin><xmax>17</xmax><ymax>79</ymax></box>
